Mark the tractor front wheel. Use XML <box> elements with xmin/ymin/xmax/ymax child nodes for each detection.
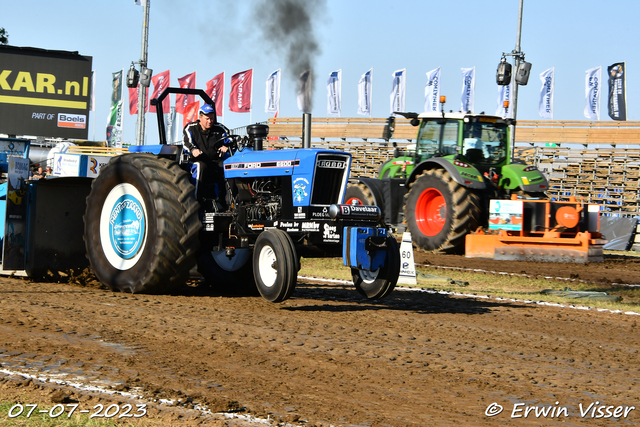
<box><xmin>253</xmin><ymin>229</ymin><xmax>297</xmax><ymax>302</ymax></box>
<box><xmin>404</xmin><ymin>169</ymin><xmax>481</xmax><ymax>253</ymax></box>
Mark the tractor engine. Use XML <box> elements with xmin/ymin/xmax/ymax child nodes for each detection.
<box><xmin>235</xmin><ymin>177</ymin><xmax>282</xmax><ymax>221</ymax></box>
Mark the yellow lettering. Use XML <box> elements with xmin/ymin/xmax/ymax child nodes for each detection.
<box><xmin>0</xmin><ymin>70</ymin><xmax>11</xmax><ymax>90</ymax></box>
<box><xmin>83</xmin><ymin>76</ymin><xmax>88</xmax><ymax>97</ymax></box>
<box><xmin>13</xmin><ymin>71</ymin><xmax>35</xmax><ymax>92</ymax></box>
<box><xmin>36</xmin><ymin>73</ymin><xmax>56</xmax><ymax>93</ymax></box>
<box><xmin>65</xmin><ymin>80</ymin><xmax>80</xmax><ymax>96</ymax></box>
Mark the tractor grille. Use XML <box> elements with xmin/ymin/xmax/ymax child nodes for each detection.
<box><xmin>311</xmin><ymin>153</ymin><xmax>350</xmax><ymax>205</ymax></box>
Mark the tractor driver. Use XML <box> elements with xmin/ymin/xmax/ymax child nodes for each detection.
<box><xmin>182</xmin><ymin>104</ymin><xmax>230</xmax><ymax>209</ymax></box>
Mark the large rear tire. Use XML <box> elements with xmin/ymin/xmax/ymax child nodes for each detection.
<box><xmin>84</xmin><ymin>153</ymin><xmax>201</xmax><ymax>293</ymax></box>
<box><xmin>253</xmin><ymin>229</ymin><xmax>297</xmax><ymax>302</ymax></box>
<box><xmin>404</xmin><ymin>169</ymin><xmax>481</xmax><ymax>253</ymax></box>
<box><xmin>352</xmin><ymin>235</ymin><xmax>400</xmax><ymax>299</ymax></box>
<box><xmin>344</xmin><ymin>183</ymin><xmax>375</xmax><ymax>206</ymax></box>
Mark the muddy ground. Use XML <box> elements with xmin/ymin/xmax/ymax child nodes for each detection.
<box><xmin>1</xmin><ymin>253</ymin><xmax>639</xmax><ymax>426</ymax></box>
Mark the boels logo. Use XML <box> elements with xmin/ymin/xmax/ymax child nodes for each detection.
<box><xmin>57</xmin><ymin>113</ymin><xmax>86</xmax><ymax>129</ymax></box>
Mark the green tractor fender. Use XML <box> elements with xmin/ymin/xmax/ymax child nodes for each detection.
<box><xmin>499</xmin><ymin>164</ymin><xmax>549</xmax><ymax>193</ymax></box>
<box><xmin>406</xmin><ymin>157</ymin><xmax>486</xmax><ymax>190</ymax></box>
<box><xmin>379</xmin><ymin>156</ymin><xmax>414</xmax><ymax>179</ymax></box>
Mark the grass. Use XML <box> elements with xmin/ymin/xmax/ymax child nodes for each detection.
<box><xmin>0</xmin><ymin>402</ymin><xmax>151</xmax><ymax>427</ymax></box>
<box><xmin>299</xmin><ymin>256</ymin><xmax>640</xmax><ymax>313</ymax></box>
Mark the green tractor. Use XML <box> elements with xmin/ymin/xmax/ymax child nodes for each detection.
<box><xmin>345</xmin><ymin>109</ymin><xmax>548</xmax><ymax>253</ymax></box>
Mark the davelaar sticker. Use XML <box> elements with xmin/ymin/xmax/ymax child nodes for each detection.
<box><xmin>109</xmin><ymin>195</ymin><xmax>146</xmax><ymax>259</ymax></box>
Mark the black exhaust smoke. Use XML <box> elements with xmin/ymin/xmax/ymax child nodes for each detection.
<box><xmin>254</xmin><ymin>0</ymin><xmax>326</xmax><ymax>113</ymax></box>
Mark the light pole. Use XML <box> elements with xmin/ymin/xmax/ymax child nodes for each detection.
<box><xmin>496</xmin><ymin>0</ymin><xmax>531</xmax><ymax>157</ymax></box>
<box><xmin>135</xmin><ymin>0</ymin><xmax>151</xmax><ymax>146</ymax></box>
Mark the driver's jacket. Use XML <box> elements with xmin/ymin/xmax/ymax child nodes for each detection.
<box><xmin>182</xmin><ymin>121</ymin><xmax>229</xmax><ymax>163</ymax></box>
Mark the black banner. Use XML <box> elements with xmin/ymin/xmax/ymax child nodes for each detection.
<box><xmin>607</xmin><ymin>62</ymin><xmax>627</xmax><ymax>121</ymax></box>
<box><xmin>0</xmin><ymin>45</ymin><xmax>93</xmax><ymax>138</ymax></box>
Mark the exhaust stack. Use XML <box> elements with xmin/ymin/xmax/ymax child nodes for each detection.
<box><xmin>302</xmin><ymin>113</ymin><xmax>311</xmax><ymax>149</ymax></box>
<box><xmin>247</xmin><ymin>124</ymin><xmax>269</xmax><ymax>151</ymax></box>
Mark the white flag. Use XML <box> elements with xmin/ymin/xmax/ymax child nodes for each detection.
<box><xmin>357</xmin><ymin>68</ymin><xmax>373</xmax><ymax>116</ymax></box>
<box><xmin>424</xmin><ymin>67</ymin><xmax>441</xmax><ymax>112</ymax></box>
<box><xmin>390</xmin><ymin>68</ymin><xmax>406</xmax><ymax>116</ymax></box>
<box><xmin>584</xmin><ymin>66</ymin><xmax>601</xmax><ymax>121</ymax></box>
<box><xmin>495</xmin><ymin>76</ymin><xmax>514</xmax><ymax>118</ymax></box>
<box><xmin>538</xmin><ymin>67</ymin><xmax>554</xmax><ymax>119</ymax></box>
<box><xmin>265</xmin><ymin>69</ymin><xmax>281</xmax><ymax>114</ymax></box>
<box><xmin>460</xmin><ymin>67</ymin><xmax>475</xmax><ymax>113</ymax></box>
<box><xmin>327</xmin><ymin>69</ymin><xmax>342</xmax><ymax>117</ymax></box>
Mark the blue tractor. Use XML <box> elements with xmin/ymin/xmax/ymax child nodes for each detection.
<box><xmin>83</xmin><ymin>88</ymin><xmax>400</xmax><ymax>302</ymax></box>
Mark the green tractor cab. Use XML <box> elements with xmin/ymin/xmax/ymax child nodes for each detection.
<box><xmin>346</xmin><ymin>110</ymin><xmax>548</xmax><ymax>253</ymax></box>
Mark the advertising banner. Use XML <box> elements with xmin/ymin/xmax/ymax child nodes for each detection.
<box><xmin>327</xmin><ymin>69</ymin><xmax>341</xmax><ymax>117</ymax></box>
<box><xmin>608</xmin><ymin>62</ymin><xmax>627</xmax><ymax>121</ymax></box>
<box><xmin>106</xmin><ymin>70</ymin><xmax>124</xmax><ymax>147</ymax></box>
<box><xmin>205</xmin><ymin>72</ymin><xmax>224</xmax><ymax>118</ymax></box>
<box><xmin>390</xmin><ymin>69</ymin><xmax>406</xmax><ymax>116</ymax></box>
<box><xmin>357</xmin><ymin>68</ymin><xmax>372</xmax><ymax>116</ymax></box>
<box><xmin>424</xmin><ymin>67</ymin><xmax>441</xmax><ymax>113</ymax></box>
<box><xmin>460</xmin><ymin>67</ymin><xmax>475</xmax><ymax>113</ymax></box>
<box><xmin>229</xmin><ymin>69</ymin><xmax>253</xmax><ymax>113</ymax></box>
<box><xmin>584</xmin><ymin>66</ymin><xmax>601</xmax><ymax>121</ymax></box>
<box><xmin>128</xmin><ymin>85</ymin><xmax>148</xmax><ymax>115</ymax></box>
<box><xmin>176</xmin><ymin>71</ymin><xmax>196</xmax><ymax>114</ymax></box>
<box><xmin>538</xmin><ymin>67</ymin><xmax>554</xmax><ymax>119</ymax></box>
<box><xmin>495</xmin><ymin>76</ymin><xmax>514</xmax><ymax>118</ymax></box>
<box><xmin>52</xmin><ymin>152</ymin><xmax>110</xmax><ymax>177</ymax></box>
<box><xmin>3</xmin><ymin>156</ymin><xmax>30</xmax><ymax>270</ymax></box>
<box><xmin>0</xmin><ymin>45</ymin><xmax>92</xmax><ymax>139</ymax></box>
<box><xmin>265</xmin><ymin>69</ymin><xmax>281</xmax><ymax>114</ymax></box>
<box><xmin>183</xmin><ymin>101</ymin><xmax>199</xmax><ymax>128</ymax></box>
<box><xmin>149</xmin><ymin>69</ymin><xmax>170</xmax><ymax>113</ymax></box>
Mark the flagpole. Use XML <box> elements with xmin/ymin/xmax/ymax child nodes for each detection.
<box><xmin>250</xmin><ymin>69</ymin><xmax>254</xmax><ymax>124</ymax></box>
<box><xmin>370</xmin><ymin>68</ymin><xmax>373</xmax><ymax>119</ymax></box>
<box><xmin>551</xmin><ymin>66</ymin><xmax>555</xmax><ymax>120</ymax></box>
<box><xmin>222</xmin><ymin>71</ymin><xmax>225</xmax><ymax>124</ymax></box>
<box><xmin>120</xmin><ymin>68</ymin><xmax>125</xmax><ymax>147</ymax></box>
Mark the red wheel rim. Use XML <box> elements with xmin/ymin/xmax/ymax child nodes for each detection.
<box><xmin>345</xmin><ymin>197</ymin><xmax>362</xmax><ymax>205</ymax></box>
<box><xmin>415</xmin><ymin>188</ymin><xmax>446</xmax><ymax>236</ymax></box>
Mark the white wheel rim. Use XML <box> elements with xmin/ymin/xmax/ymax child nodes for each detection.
<box><xmin>99</xmin><ymin>183</ymin><xmax>148</xmax><ymax>271</ymax></box>
<box><xmin>258</xmin><ymin>245</ymin><xmax>278</xmax><ymax>288</ymax></box>
<box><xmin>359</xmin><ymin>268</ymin><xmax>380</xmax><ymax>284</ymax></box>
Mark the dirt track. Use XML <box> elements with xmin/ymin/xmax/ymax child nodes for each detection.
<box><xmin>1</xmin><ymin>253</ymin><xmax>639</xmax><ymax>426</ymax></box>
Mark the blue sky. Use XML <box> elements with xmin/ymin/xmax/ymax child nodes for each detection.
<box><xmin>3</xmin><ymin>0</ymin><xmax>638</xmax><ymax>144</ymax></box>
